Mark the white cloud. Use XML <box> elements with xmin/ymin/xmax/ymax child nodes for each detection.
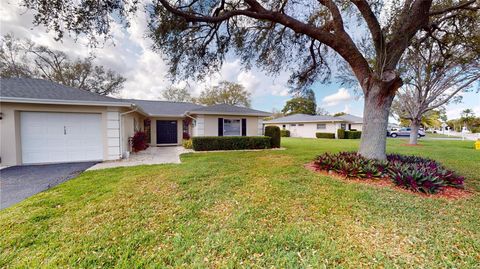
<box><xmin>1</xmin><ymin>0</ymin><xmax>291</xmax><ymax>103</ymax></box>
<box><xmin>342</xmin><ymin>104</ymin><xmax>350</xmax><ymax>114</ymax></box>
<box><xmin>322</xmin><ymin>88</ymin><xmax>352</xmax><ymax>107</ymax></box>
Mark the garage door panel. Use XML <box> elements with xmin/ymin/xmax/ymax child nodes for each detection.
<box><xmin>21</xmin><ymin>112</ymin><xmax>103</xmax><ymax>164</ymax></box>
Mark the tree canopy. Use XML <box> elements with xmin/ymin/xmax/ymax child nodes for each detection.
<box><xmin>161</xmin><ymin>85</ymin><xmax>193</xmax><ymax>102</ymax></box>
<box><xmin>0</xmin><ymin>34</ymin><xmax>126</xmax><ymax>95</ymax></box>
<box><xmin>19</xmin><ymin>0</ymin><xmax>479</xmax><ymax>159</ymax></box>
<box><xmin>282</xmin><ymin>97</ymin><xmax>317</xmax><ymax>115</ymax></box>
<box><xmin>195</xmin><ymin>81</ymin><xmax>251</xmax><ymax>107</ymax></box>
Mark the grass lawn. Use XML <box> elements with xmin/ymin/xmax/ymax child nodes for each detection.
<box><xmin>1</xmin><ymin>138</ymin><xmax>479</xmax><ymax>268</ymax></box>
<box><xmin>425</xmin><ymin>133</ymin><xmax>461</xmax><ymax>139</ymax></box>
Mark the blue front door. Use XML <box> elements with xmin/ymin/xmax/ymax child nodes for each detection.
<box><xmin>156</xmin><ymin>120</ymin><xmax>178</xmax><ymax>144</ymax></box>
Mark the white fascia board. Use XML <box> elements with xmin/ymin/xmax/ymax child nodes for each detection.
<box><xmin>188</xmin><ymin>111</ymin><xmax>271</xmax><ymax>117</ymax></box>
<box><xmin>264</xmin><ymin>120</ymin><xmax>346</xmax><ymax>124</ymax></box>
<box><xmin>0</xmin><ymin>97</ymin><xmax>133</xmax><ymax>107</ymax></box>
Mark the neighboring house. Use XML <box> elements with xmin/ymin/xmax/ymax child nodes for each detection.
<box><xmin>0</xmin><ymin>78</ymin><xmax>270</xmax><ymax>166</ymax></box>
<box><xmin>264</xmin><ymin>113</ymin><xmax>363</xmax><ymax>138</ymax></box>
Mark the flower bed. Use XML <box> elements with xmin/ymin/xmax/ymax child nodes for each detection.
<box><xmin>312</xmin><ymin>152</ymin><xmax>465</xmax><ymax>194</ymax></box>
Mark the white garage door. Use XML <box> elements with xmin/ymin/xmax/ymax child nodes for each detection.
<box><xmin>21</xmin><ymin>112</ymin><xmax>103</xmax><ymax>164</ymax></box>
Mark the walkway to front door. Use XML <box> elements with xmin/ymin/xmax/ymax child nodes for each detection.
<box><xmin>87</xmin><ymin>146</ymin><xmax>191</xmax><ymax>171</ymax></box>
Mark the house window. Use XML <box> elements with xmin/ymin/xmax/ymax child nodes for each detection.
<box><xmin>223</xmin><ymin>119</ymin><xmax>241</xmax><ymax>136</ymax></box>
<box><xmin>290</xmin><ymin>124</ymin><xmax>296</xmax><ymax>127</ymax></box>
<box><xmin>298</xmin><ymin>124</ymin><xmax>304</xmax><ymax>126</ymax></box>
<box><xmin>317</xmin><ymin>123</ymin><xmax>326</xmax><ymax>129</ymax></box>
<box><xmin>282</xmin><ymin>124</ymin><xmax>286</xmax><ymax>130</ymax></box>
<box><xmin>341</xmin><ymin>123</ymin><xmax>347</xmax><ymax>130</ymax></box>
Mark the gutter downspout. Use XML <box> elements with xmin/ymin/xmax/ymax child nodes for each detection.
<box><xmin>119</xmin><ymin>105</ymin><xmax>138</xmax><ymax>159</ymax></box>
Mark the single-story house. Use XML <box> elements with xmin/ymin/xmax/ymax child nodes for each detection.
<box><xmin>264</xmin><ymin>113</ymin><xmax>363</xmax><ymax>138</ymax></box>
<box><xmin>0</xmin><ymin>78</ymin><xmax>270</xmax><ymax>166</ymax></box>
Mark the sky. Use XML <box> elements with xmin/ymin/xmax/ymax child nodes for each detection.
<box><xmin>1</xmin><ymin>0</ymin><xmax>478</xmax><ymax>120</ymax></box>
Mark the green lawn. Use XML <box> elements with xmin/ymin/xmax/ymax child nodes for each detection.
<box><xmin>425</xmin><ymin>132</ymin><xmax>461</xmax><ymax>139</ymax></box>
<box><xmin>1</xmin><ymin>138</ymin><xmax>479</xmax><ymax>268</ymax></box>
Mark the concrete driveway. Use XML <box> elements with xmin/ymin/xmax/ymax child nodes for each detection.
<box><xmin>0</xmin><ymin>162</ymin><xmax>96</xmax><ymax>209</ymax></box>
<box><xmin>87</xmin><ymin>146</ymin><xmax>191</xmax><ymax>170</ymax></box>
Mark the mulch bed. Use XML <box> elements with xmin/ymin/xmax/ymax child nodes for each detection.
<box><xmin>304</xmin><ymin>162</ymin><xmax>473</xmax><ymax>200</ymax></box>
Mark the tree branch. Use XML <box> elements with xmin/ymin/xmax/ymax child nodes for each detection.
<box><xmin>430</xmin><ymin>0</ymin><xmax>477</xmax><ymax>16</ymax></box>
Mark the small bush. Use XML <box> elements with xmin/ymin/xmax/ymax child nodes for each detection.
<box><xmin>182</xmin><ymin>139</ymin><xmax>193</xmax><ymax>149</ymax></box>
<box><xmin>265</xmin><ymin>126</ymin><xmax>281</xmax><ymax>148</ymax></box>
<box><xmin>337</xmin><ymin>129</ymin><xmax>345</xmax><ymax>139</ymax></box>
<box><xmin>131</xmin><ymin>131</ymin><xmax>148</xmax><ymax>152</ymax></box>
<box><xmin>345</xmin><ymin>131</ymin><xmax>362</xmax><ymax>139</ymax></box>
<box><xmin>192</xmin><ymin>136</ymin><xmax>271</xmax><ymax>151</ymax></box>
<box><xmin>313</xmin><ymin>152</ymin><xmax>464</xmax><ymax>194</ymax></box>
<box><xmin>316</xmin><ymin>132</ymin><xmax>335</xmax><ymax>139</ymax></box>
<box><xmin>280</xmin><ymin>130</ymin><xmax>290</xmax><ymax>137</ymax></box>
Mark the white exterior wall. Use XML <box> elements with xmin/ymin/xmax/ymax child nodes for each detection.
<box><xmin>265</xmin><ymin>122</ymin><xmax>339</xmax><ymax>138</ymax></box>
<box><xmin>350</xmin><ymin>123</ymin><xmax>363</xmax><ymax>131</ymax></box>
<box><xmin>191</xmin><ymin>115</ymin><xmax>263</xmax><ymax>137</ymax></box>
<box><xmin>106</xmin><ymin>111</ymin><xmax>121</xmax><ymax>160</ymax></box>
<box><xmin>0</xmin><ymin>102</ymin><xmax>130</xmax><ymax>166</ymax></box>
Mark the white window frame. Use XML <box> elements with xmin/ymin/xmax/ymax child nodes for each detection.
<box><xmin>317</xmin><ymin>123</ymin><xmax>326</xmax><ymax>130</ymax></box>
<box><xmin>223</xmin><ymin>118</ymin><xmax>242</xmax><ymax>136</ymax></box>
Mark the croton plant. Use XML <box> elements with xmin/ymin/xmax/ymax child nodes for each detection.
<box><xmin>313</xmin><ymin>152</ymin><xmax>464</xmax><ymax>194</ymax></box>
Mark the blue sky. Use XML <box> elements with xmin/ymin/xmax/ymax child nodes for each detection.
<box><xmin>1</xmin><ymin>0</ymin><xmax>478</xmax><ymax>120</ymax></box>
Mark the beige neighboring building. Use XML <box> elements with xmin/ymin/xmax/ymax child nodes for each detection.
<box><xmin>0</xmin><ymin>78</ymin><xmax>270</xmax><ymax>166</ymax></box>
<box><xmin>264</xmin><ymin>113</ymin><xmax>363</xmax><ymax>139</ymax></box>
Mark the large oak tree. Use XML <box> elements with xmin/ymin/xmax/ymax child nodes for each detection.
<box><xmin>20</xmin><ymin>0</ymin><xmax>479</xmax><ymax>159</ymax></box>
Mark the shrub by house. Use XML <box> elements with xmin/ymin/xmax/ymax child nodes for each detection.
<box><xmin>265</xmin><ymin>126</ymin><xmax>281</xmax><ymax>148</ymax></box>
<box><xmin>316</xmin><ymin>132</ymin><xmax>335</xmax><ymax>139</ymax></box>
<box><xmin>280</xmin><ymin>130</ymin><xmax>290</xmax><ymax>137</ymax></box>
<box><xmin>192</xmin><ymin>136</ymin><xmax>271</xmax><ymax>151</ymax></box>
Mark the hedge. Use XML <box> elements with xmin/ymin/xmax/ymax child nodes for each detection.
<box><xmin>316</xmin><ymin>132</ymin><xmax>335</xmax><ymax>139</ymax></box>
<box><xmin>345</xmin><ymin>131</ymin><xmax>362</xmax><ymax>139</ymax></box>
<box><xmin>280</xmin><ymin>130</ymin><xmax>290</xmax><ymax>137</ymax></box>
<box><xmin>265</xmin><ymin>126</ymin><xmax>281</xmax><ymax>148</ymax></box>
<box><xmin>337</xmin><ymin>129</ymin><xmax>345</xmax><ymax>139</ymax></box>
<box><xmin>192</xmin><ymin>136</ymin><xmax>271</xmax><ymax>151</ymax></box>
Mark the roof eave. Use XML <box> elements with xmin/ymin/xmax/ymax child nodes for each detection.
<box><xmin>147</xmin><ymin>114</ymin><xmax>186</xmax><ymax>118</ymax></box>
<box><xmin>264</xmin><ymin>119</ymin><xmax>346</xmax><ymax>124</ymax></box>
<box><xmin>0</xmin><ymin>97</ymin><xmax>132</xmax><ymax>107</ymax></box>
<box><xmin>188</xmin><ymin>111</ymin><xmax>271</xmax><ymax>117</ymax></box>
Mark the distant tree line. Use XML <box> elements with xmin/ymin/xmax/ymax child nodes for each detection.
<box><xmin>0</xmin><ymin>34</ymin><xmax>125</xmax><ymax>95</ymax></box>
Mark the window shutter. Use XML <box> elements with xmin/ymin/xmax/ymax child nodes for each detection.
<box><xmin>218</xmin><ymin>118</ymin><xmax>223</xmax><ymax>136</ymax></box>
<box><xmin>242</xmin><ymin>118</ymin><xmax>247</xmax><ymax>136</ymax></box>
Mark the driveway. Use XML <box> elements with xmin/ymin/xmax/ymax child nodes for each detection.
<box><xmin>87</xmin><ymin>146</ymin><xmax>192</xmax><ymax>171</ymax></box>
<box><xmin>0</xmin><ymin>162</ymin><xmax>96</xmax><ymax>209</ymax></box>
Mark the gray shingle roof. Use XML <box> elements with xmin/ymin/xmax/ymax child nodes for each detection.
<box><xmin>126</xmin><ymin>99</ymin><xmax>204</xmax><ymax>116</ymax></box>
<box><xmin>0</xmin><ymin>78</ymin><xmax>129</xmax><ymax>105</ymax></box>
<box><xmin>336</xmin><ymin>114</ymin><xmax>363</xmax><ymax>123</ymax></box>
<box><xmin>0</xmin><ymin>78</ymin><xmax>271</xmax><ymax>117</ymax></box>
<box><xmin>265</xmin><ymin>113</ymin><xmax>351</xmax><ymax>124</ymax></box>
<box><xmin>188</xmin><ymin>104</ymin><xmax>271</xmax><ymax>116</ymax></box>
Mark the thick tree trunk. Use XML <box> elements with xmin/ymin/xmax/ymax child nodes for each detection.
<box><xmin>409</xmin><ymin>119</ymin><xmax>421</xmax><ymax>145</ymax></box>
<box><xmin>358</xmin><ymin>82</ymin><xmax>396</xmax><ymax>160</ymax></box>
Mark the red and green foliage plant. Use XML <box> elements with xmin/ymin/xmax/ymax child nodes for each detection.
<box><xmin>313</xmin><ymin>152</ymin><xmax>464</xmax><ymax>194</ymax></box>
<box><xmin>131</xmin><ymin>131</ymin><xmax>149</xmax><ymax>152</ymax></box>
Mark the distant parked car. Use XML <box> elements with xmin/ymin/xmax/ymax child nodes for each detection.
<box><xmin>388</xmin><ymin>127</ymin><xmax>425</xmax><ymax>138</ymax></box>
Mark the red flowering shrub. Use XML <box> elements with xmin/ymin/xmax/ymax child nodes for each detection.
<box><xmin>313</xmin><ymin>152</ymin><xmax>464</xmax><ymax>194</ymax></box>
<box><xmin>183</xmin><ymin>132</ymin><xmax>190</xmax><ymax>140</ymax></box>
<box><xmin>131</xmin><ymin>131</ymin><xmax>148</xmax><ymax>152</ymax></box>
